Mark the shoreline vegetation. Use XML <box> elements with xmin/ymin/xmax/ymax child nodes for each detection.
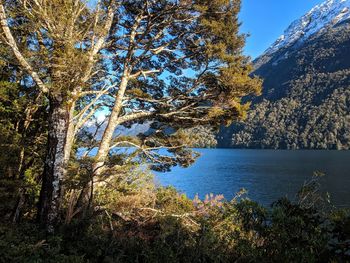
<box><xmin>186</xmin><ymin>127</ymin><xmax>350</xmax><ymax>150</ymax></box>
<box><xmin>1</xmin><ymin>174</ymin><xmax>350</xmax><ymax>262</ymax></box>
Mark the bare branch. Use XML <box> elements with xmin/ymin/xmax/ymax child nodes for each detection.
<box><xmin>118</xmin><ymin>111</ymin><xmax>155</xmax><ymax>123</ymax></box>
<box><xmin>0</xmin><ymin>2</ymin><xmax>48</xmax><ymax>93</ymax></box>
<box><xmin>81</xmin><ymin>2</ymin><xmax>115</xmax><ymax>83</ymax></box>
<box><xmin>129</xmin><ymin>69</ymin><xmax>161</xmax><ymax>79</ymax></box>
<box><xmin>74</xmin><ymin>83</ymin><xmax>115</xmax><ymax>124</ymax></box>
<box><xmin>75</xmin><ymin>105</ymin><xmax>102</xmax><ymax>132</ymax></box>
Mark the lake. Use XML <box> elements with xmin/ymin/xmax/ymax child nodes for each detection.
<box><xmin>156</xmin><ymin>149</ymin><xmax>350</xmax><ymax>208</ymax></box>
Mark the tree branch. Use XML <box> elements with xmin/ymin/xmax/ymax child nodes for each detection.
<box><xmin>118</xmin><ymin>111</ymin><xmax>155</xmax><ymax>123</ymax></box>
<box><xmin>0</xmin><ymin>2</ymin><xmax>48</xmax><ymax>93</ymax></box>
<box><xmin>129</xmin><ymin>69</ymin><xmax>161</xmax><ymax>79</ymax></box>
<box><xmin>81</xmin><ymin>1</ymin><xmax>115</xmax><ymax>83</ymax></box>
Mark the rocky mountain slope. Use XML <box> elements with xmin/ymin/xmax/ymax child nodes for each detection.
<box><xmin>217</xmin><ymin>0</ymin><xmax>350</xmax><ymax>149</ymax></box>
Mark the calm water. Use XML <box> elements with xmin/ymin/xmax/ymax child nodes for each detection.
<box><xmin>156</xmin><ymin>149</ymin><xmax>350</xmax><ymax>208</ymax></box>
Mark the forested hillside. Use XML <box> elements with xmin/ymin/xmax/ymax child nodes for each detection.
<box><xmin>218</xmin><ymin>16</ymin><xmax>350</xmax><ymax>149</ymax></box>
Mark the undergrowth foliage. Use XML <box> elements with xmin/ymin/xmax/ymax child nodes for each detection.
<box><xmin>0</xmin><ymin>173</ymin><xmax>349</xmax><ymax>263</ymax></box>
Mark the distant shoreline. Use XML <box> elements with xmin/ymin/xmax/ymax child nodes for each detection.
<box><xmin>200</xmin><ymin>147</ymin><xmax>349</xmax><ymax>151</ymax></box>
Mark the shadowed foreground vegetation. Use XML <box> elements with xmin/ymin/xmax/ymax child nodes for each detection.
<box><xmin>1</xmin><ymin>172</ymin><xmax>349</xmax><ymax>263</ymax></box>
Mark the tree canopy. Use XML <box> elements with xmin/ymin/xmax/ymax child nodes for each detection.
<box><xmin>0</xmin><ymin>0</ymin><xmax>260</xmax><ymax>231</ymax></box>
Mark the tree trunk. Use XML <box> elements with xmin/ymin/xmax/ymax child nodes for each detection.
<box><xmin>76</xmin><ymin>74</ymin><xmax>130</xmax><ymax>214</ymax></box>
<box><xmin>93</xmin><ymin>73</ymin><xmax>130</xmax><ymax>175</ymax></box>
<box><xmin>37</xmin><ymin>97</ymin><xmax>69</xmax><ymax>233</ymax></box>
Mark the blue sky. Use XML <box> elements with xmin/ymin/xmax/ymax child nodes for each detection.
<box><xmin>87</xmin><ymin>0</ymin><xmax>325</xmax><ymax>58</ymax></box>
<box><xmin>239</xmin><ymin>0</ymin><xmax>324</xmax><ymax>58</ymax></box>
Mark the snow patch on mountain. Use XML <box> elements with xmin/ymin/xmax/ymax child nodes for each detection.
<box><xmin>263</xmin><ymin>0</ymin><xmax>350</xmax><ymax>56</ymax></box>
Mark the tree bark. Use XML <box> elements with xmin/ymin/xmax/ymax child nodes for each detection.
<box><xmin>76</xmin><ymin>74</ymin><xmax>130</xmax><ymax>213</ymax></box>
<box><xmin>64</xmin><ymin>104</ymin><xmax>76</xmax><ymax>165</ymax></box>
<box><xmin>37</xmin><ymin>97</ymin><xmax>69</xmax><ymax>233</ymax></box>
<box><xmin>93</xmin><ymin>73</ymin><xmax>130</xmax><ymax>175</ymax></box>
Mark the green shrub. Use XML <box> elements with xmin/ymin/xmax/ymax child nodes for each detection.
<box><xmin>1</xmin><ymin>175</ymin><xmax>350</xmax><ymax>262</ymax></box>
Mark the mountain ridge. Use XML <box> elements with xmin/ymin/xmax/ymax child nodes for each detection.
<box><xmin>263</xmin><ymin>0</ymin><xmax>350</xmax><ymax>56</ymax></box>
<box><xmin>217</xmin><ymin>0</ymin><xmax>350</xmax><ymax>149</ymax></box>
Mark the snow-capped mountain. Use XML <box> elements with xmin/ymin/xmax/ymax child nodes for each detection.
<box><xmin>263</xmin><ymin>0</ymin><xmax>350</xmax><ymax>57</ymax></box>
<box><xmin>218</xmin><ymin>0</ymin><xmax>350</xmax><ymax>149</ymax></box>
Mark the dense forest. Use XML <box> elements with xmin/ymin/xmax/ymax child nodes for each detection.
<box><xmin>218</xmin><ymin>18</ymin><xmax>350</xmax><ymax>149</ymax></box>
<box><xmin>0</xmin><ymin>0</ymin><xmax>349</xmax><ymax>262</ymax></box>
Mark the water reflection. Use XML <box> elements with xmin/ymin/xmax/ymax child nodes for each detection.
<box><xmin>156</xmin><ymin>149</ymin><xmax>350</xmax><ymax>207</ymax></box>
